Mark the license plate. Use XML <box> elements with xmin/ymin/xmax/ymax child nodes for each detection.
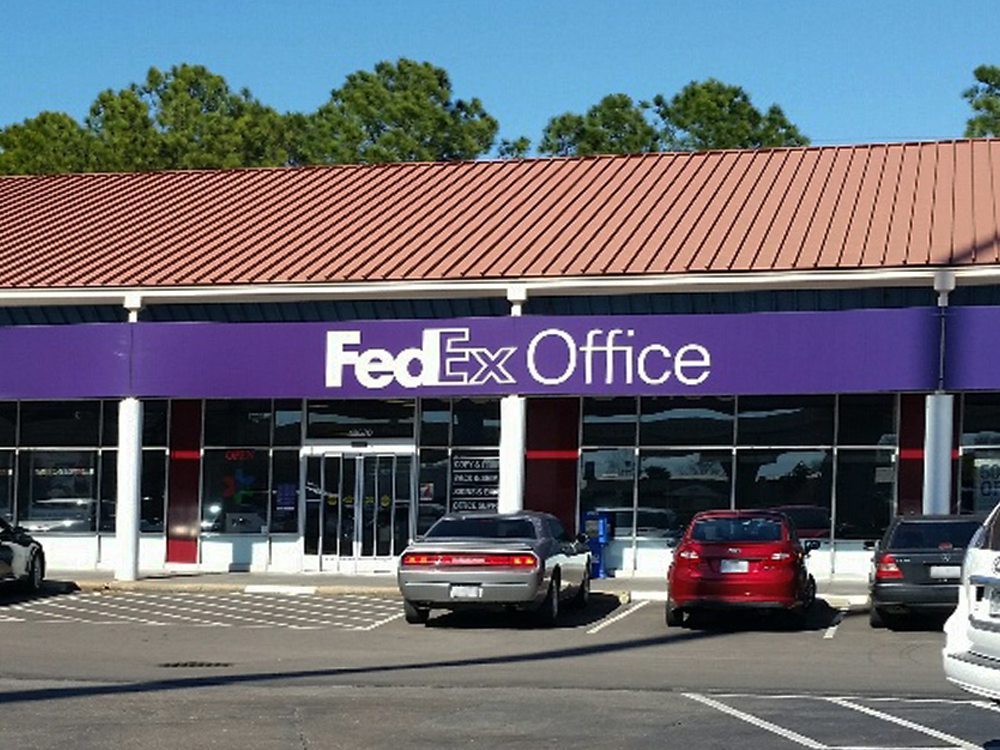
<box><xmin>929</xmin><ymin>565</ymin><xmax>961</xmax><ymax>580</ymax></box>
<box><xmin>720</xmin><ymin>559</ymin><xmax>749</xmax><ymax>574</ymax></box>
<box><xmin>450</xmin><ymin>585</ymin><xmax>482</xmax><ymax>599</ymax></box>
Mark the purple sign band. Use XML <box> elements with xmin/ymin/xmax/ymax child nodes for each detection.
<box><xmin>0</xmin><ymin>309</ymin><xmax>942</xmax><ymax>399</ymax></box>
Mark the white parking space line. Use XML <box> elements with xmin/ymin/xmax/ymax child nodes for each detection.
<box><xmin>826</xmin><ymin>697</ymin><xmax>980</xmax><ymax>750</ymax></box>
<box><xmin>823</xmin><ymin>608</ymin><xmax>849</xmax><ymax>639</ymax></box>
<box><xmin>586</xmin><ymin>599</ymin><xmax>650</xmax><ymax>634</ymax></box>
<box><xmin>683</xmin><ymin>692</ymin><xmax>829</xmax><ymax>748</ymax></box>
<box><xmin>360</xmin><ymin>611</ymin><xmax>405</xmax><ymax>630</ymax></box>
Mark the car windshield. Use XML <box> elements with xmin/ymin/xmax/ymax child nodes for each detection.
<box><xmin>424</xmin><ymin>517</ymin><xmax>537</xmax><ymax>540</ymax></box>
<box><xmin>887</xmin><ymin>520</ymin><xmax>981</xmax><ymax>550</ymax></box>
<box><xmin>690</xmin><ymin>517</ymin><xmax>783</xmax><ymax>543</ymax></box>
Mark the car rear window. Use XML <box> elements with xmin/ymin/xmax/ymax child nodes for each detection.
<box><xmin>690</xmin><ymin>517</ymin><xmax>784</xmax><ymax>543</ymax></box>
<box><xmin>425</xmin><ymin>517</ymin><xmax>537</xmax><ymax>540</ymax></box>
<box><xmin>887</xmin><ymin>520</ymin><xmax>981</xmax><ymax>550</ymax></box>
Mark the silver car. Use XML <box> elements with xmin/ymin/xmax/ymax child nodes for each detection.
<box><xmin>0</xmin><ymin>516</ymin><xmax>45</xmax><ymax>591</ymax></box>
<box><xmin>397</xmin><ymin>511</ymin><xmax>591</xmax><ymax>626</ymax></box>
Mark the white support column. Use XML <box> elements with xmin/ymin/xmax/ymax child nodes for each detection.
<box><xmin>498</xmin><ymin>394</ymin><xmax>526</xmax><ymax>514</ymax></box>
<box><xmin>923</xmin><ymin>393</ymin><xmax>954</xmax><ymax>515</ymax></box>
<box><xmin>498</xmin><ymin>284</ymin><xmax>529</xmax><ymax>514</ymax></box>
<box><xmin>115</xmin><ymin>396</ymin><xmax>143</xmax><ymax>581</ymax></box>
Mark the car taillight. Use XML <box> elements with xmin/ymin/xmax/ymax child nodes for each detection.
<box><xmin>676</xmin><ymin>547</ymin><xmax>700</xmax><ymax>561</ymax></box>
<box><xmin>770</xmin><ymin>551</ymin><xmax>793</xmax><ymax>561</ymax></box>
<box><xmin>400</xmin><ymin>553</ymin><xmax>538</xmax><ymax>569</ymax></box>
<box><xmin>875</xmin><ymin>553</ymin><xmax>904</xmax><ymax>580</ymax></box>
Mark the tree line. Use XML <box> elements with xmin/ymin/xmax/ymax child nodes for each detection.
<box><xmin>2</xmin><ymin>58</ymin><xmax>998</xmax><ymax>175</ymax></box>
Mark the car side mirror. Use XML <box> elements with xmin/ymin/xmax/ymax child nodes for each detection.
<box><xmin>863</xmin><ymin>540</ymin><xmax>877</xmax><ymax>551</ymax></box>
<box><xmin>803</xmin><ymin>539</ymin><xmax>821</xmax><ymax>554</ymax></box>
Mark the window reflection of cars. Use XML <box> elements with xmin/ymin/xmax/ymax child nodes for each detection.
<box><xmin>0</xmin><ymin>515</ymin><xmax>45</xmax><ymax>591</ymax></box>
<box><xmin>20</xmin><ymin>497</ymin><xmax>96</xmax><ymax>533</ymax></box>
<box><xmin>201</xmin><ymin>502</ymin><xmax>267</xmax><ymax>533</ymax></box>
<box><xmin>772</xmin><ymin>505</ymin><xmax>832</xmax><ymax>539</ymax></box>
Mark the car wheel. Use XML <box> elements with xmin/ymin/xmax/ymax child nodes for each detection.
<box><xmin>801</xmin><ymin>574</ymin><xmax>817</xmax><ymax>610</ymax></box>
<box><xmin>869</xmin><ymin>605</ymin><xmax>886</xmax><ymax>629</ymax></box>
<box><xmin>403</xmin><ymin>599</ymin><xmax>430</xmax><ymax>625</ymax></box>
<box><xmin>25</xmin><ymin>553</ymin><xmax>44</xmax><ymax>593</ymax></box>
<box><xmin>665</xmin><ymin>599</ymin><xmax>684</xmax><ymax>627</ymax></box>
<box><xmin>570</xmin><ymin>569</ymin><xmax>590</xmax><ymax>609</ymax></box>
<box><xmin>536</xmin><ymin>574</ymin><xmax>560</xmax><ymax>627</ymax></box>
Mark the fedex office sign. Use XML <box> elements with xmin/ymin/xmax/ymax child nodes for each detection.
<box><xmin>325</xmin><ymin>326</ymin><xmax>711</xmax><ymax>393</ymax></box>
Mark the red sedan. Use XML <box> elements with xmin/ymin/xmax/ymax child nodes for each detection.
<box><xmin>666</xmin><ymin>509</ymin><xmax>819</xmax><ymax>627</ymax></box>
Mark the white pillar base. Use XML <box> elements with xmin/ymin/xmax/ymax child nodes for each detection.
<box><xmin>923</xmin><ymin>393</ymin><xmax>954</xmax><ymax>515</ymax></box>
<box><xmin>115</xmin><ymin>397</ymin><xmax>143</xmax><ymax>581</ymax></box>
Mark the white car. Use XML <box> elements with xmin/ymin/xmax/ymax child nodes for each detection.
<box><xmin>0</xmin><ymin>515</ymin><xmax>45</xmax><ymax>591</ymax></box>
<box><xmin>943</xmin><ymin>503</ymin><xmax>1000</xmax><ymax>700</ymax></box>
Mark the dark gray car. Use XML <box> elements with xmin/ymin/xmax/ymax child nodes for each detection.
<box><xmin>397</xmin><ymin>511</ymin><xmax>590</xmax><ymax>626</ymax></box>
<box><xmin>869</xmin><ymin>514</ymin><xmax>983</xmax><ymax>628</ymax></box>
<box><xmin>0</xmin><ymin>516</ymin><xmax>45</xmax><ymax>591</ymax></box>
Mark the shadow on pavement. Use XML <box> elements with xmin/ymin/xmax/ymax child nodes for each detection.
<box><xmin>422</xmin><ymin>592</ymin><xmax>623</xmax><ymax>629</ymax></box>
<box><xmin>0</xmin><ymin>579</ymin><xmax>79</xmax><ymax>606</ymax></box>
<box><xmin>671</xmin><ymin>599</ymin><xmax>845</xmax><ymax>633</ymax></box>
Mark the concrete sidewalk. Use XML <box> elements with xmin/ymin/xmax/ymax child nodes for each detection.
<box><xmin>43</xmin><ymin>569</ymin><xmax>871</xmax><ymax>610</ymax></box>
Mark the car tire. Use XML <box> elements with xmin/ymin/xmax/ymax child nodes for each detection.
<box><xmin>570</xmin><ymin>569</ymin><xmax>590</xmax><ymax>609</ymax></box>
<box><xmin>403</xmin><ymin>599</ymin><xmax>430</xmax><ymax>625</ymax></box>
<box><xmin>869</xmin><ymin>605</ymin><xmax>886</xmax><ymax>629</ymax></box>
<box><xmin>24</xmin><ymin>553</ymin><xmax>44</xmax><ymax>593</ymax></box>
<box><xmin>536</xmin><ymin>574</ymin><xmax>560</xmax><ymax>627</ymax></box>
<box><xmin>665</xmin><ymin>599</ymin><xmax>684</xmax><ymax>627</ymax></box>
<box><xmin>802</xmin><ymin>575</ymin><xmax>817</xmax><ymax>610</ymax></box>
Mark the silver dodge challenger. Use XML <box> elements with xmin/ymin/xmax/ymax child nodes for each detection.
<box><xmin>397</xmin><ymin>511</ymin><xmax>591</xmax><ymax>626</ymax></box>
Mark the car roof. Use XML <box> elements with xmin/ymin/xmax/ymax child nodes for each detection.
<box><xmin>691</xmin><ymin>510</ymin><xmax>789</xmax><ymax>521</ymax></box>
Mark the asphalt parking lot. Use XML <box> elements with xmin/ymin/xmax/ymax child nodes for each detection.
<box><xmin>2</xmin><ymin>585</ymin><xmax>997</xmax><ymax>749</ymax></box>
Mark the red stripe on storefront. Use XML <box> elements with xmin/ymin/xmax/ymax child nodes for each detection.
<box><xmin>899</xmin><ymin>448</ymin><xmax>959</xmax><ymax>460</ymax></box>
<box><xmin>526</xmin><ymin>450</ymin><xmax>578</xmax><ymax>460</ymax></box>
<box><xmin>170</xmin><ymin>449</ymin><xmax>201</xmax><ymax>460</ymax></box>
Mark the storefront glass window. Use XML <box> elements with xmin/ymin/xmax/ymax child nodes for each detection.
<box><xmin>201</xmin><ymin>449</ymin><xmax>270</xmax><ymax>534</ymax></box>
<box><xmin>417</xmin><ymin>449</ymin><xmax>448</xmax><ymax>534</ymax></box>
<box><xmin>306</xmin><ymin>399</ymin><xmax>415</xmax><ymax>440</ymax></box>
<box><xmin>204</xmin><ymin>400</ymin><xmax>272</xmax><ymax>447</ymax></box>
<box><xmin>0</xmin><ymin>403</ymin><xmax>16</xmax><ymax>446</ymax></box>
<box><xmin>0</xmin><ymin>451</ymin><xmax>13</xmax><ymax>521</ymax></box>
<box><xmin>735</xmin><ymin>449</ymin><xmax>833</xmax><ymax>528</ymax></box>
<box><xmin>579</xmin><ymin>448</ymin><xmax>635</xmax><ymax>540</ymax></box>
<box><xmin>97</xmin><ymin>450</ymin><xmax>169</xmax><ymax>533</ymax></box>
<box><xmin>18</xmin><ymin>450</ymin><xmax>98</xmax><ymax>532</ymax></box>
<box><xmin>835</xmin><ymin>449</ymin><xmax>895</xmax><ymax>539</ymax></box>
<box><xmin>452</xmin><ymin>399</ymin><xmax>500</xmax><ymax>447</ymax></box>
<box><xmin>640</xmin><ymin>397</ymin><xmax>735</xmax><ymax>446</ymax></box>
<box><xmin>960</xmin><ymin>449</ymin><xmax>1000</xmax><ymax>514</ymax></box>
<box><xmin>737</xmin><ymin>396</ymin><xmax>835</xmax><ymax>446</ymax></box>
<box><xmin>270</xmin><ymin>450</ymin><xmax>300</xmax><ymax>533</ymax></box>
<box><xmin>638</xmin><ymin>450</ymin><xmax>732</xmax><ymax>541</ymax></box>
<box><xmin>838</xmin><ymin>394</ymin><xmax>896</xmax><ymax>446</ymax></box>
<box><xmin>272</xmin><ymin>400</ymin><xmax>303</xmax><ymax>446</ymax></box>
<box><xmin>20</xmin><ymin>401</ymin><xmax>101</xmax><ymax>447</ymax></box>
<box><xmin>101</xmin><ymin>400</ymin><xmax>169</xmax><ymax>447</ymax></box>
<box><xmin>962</xmin><ymin>393</ymin><xmax>1000</xmax><ymax>446</ymax></box>
<box><xmin>419</xmin><ymin>399</ymin><xmax>451</xmax><ymax>446</ymax></box>
<box><xmin>582</xmin><ymin>397</ymin><xmax>637</xmax><ymax>446</ymax></box>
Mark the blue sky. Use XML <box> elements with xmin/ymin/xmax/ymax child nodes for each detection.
<box><xmin>2</xmin><ymin>1</ymin><xmax>997</xmax><ymax>154</ymax></box>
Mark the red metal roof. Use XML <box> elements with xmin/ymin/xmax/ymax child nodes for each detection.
<box><xmin>1</xmin><ymin>140</ymin><xmax>999</xmax><ymax>289</ymax></box>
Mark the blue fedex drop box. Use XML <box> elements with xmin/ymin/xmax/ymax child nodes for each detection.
<box><xmin>583</xmin><ymin>510</ymin><xmax>614</xmax><ymax>579</ymax></box>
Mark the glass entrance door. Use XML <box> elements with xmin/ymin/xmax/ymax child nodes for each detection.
<box><xmin>304</xmin><ymin>452</ymin><xmax>414</xmax><ymax>572</ymax></box>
